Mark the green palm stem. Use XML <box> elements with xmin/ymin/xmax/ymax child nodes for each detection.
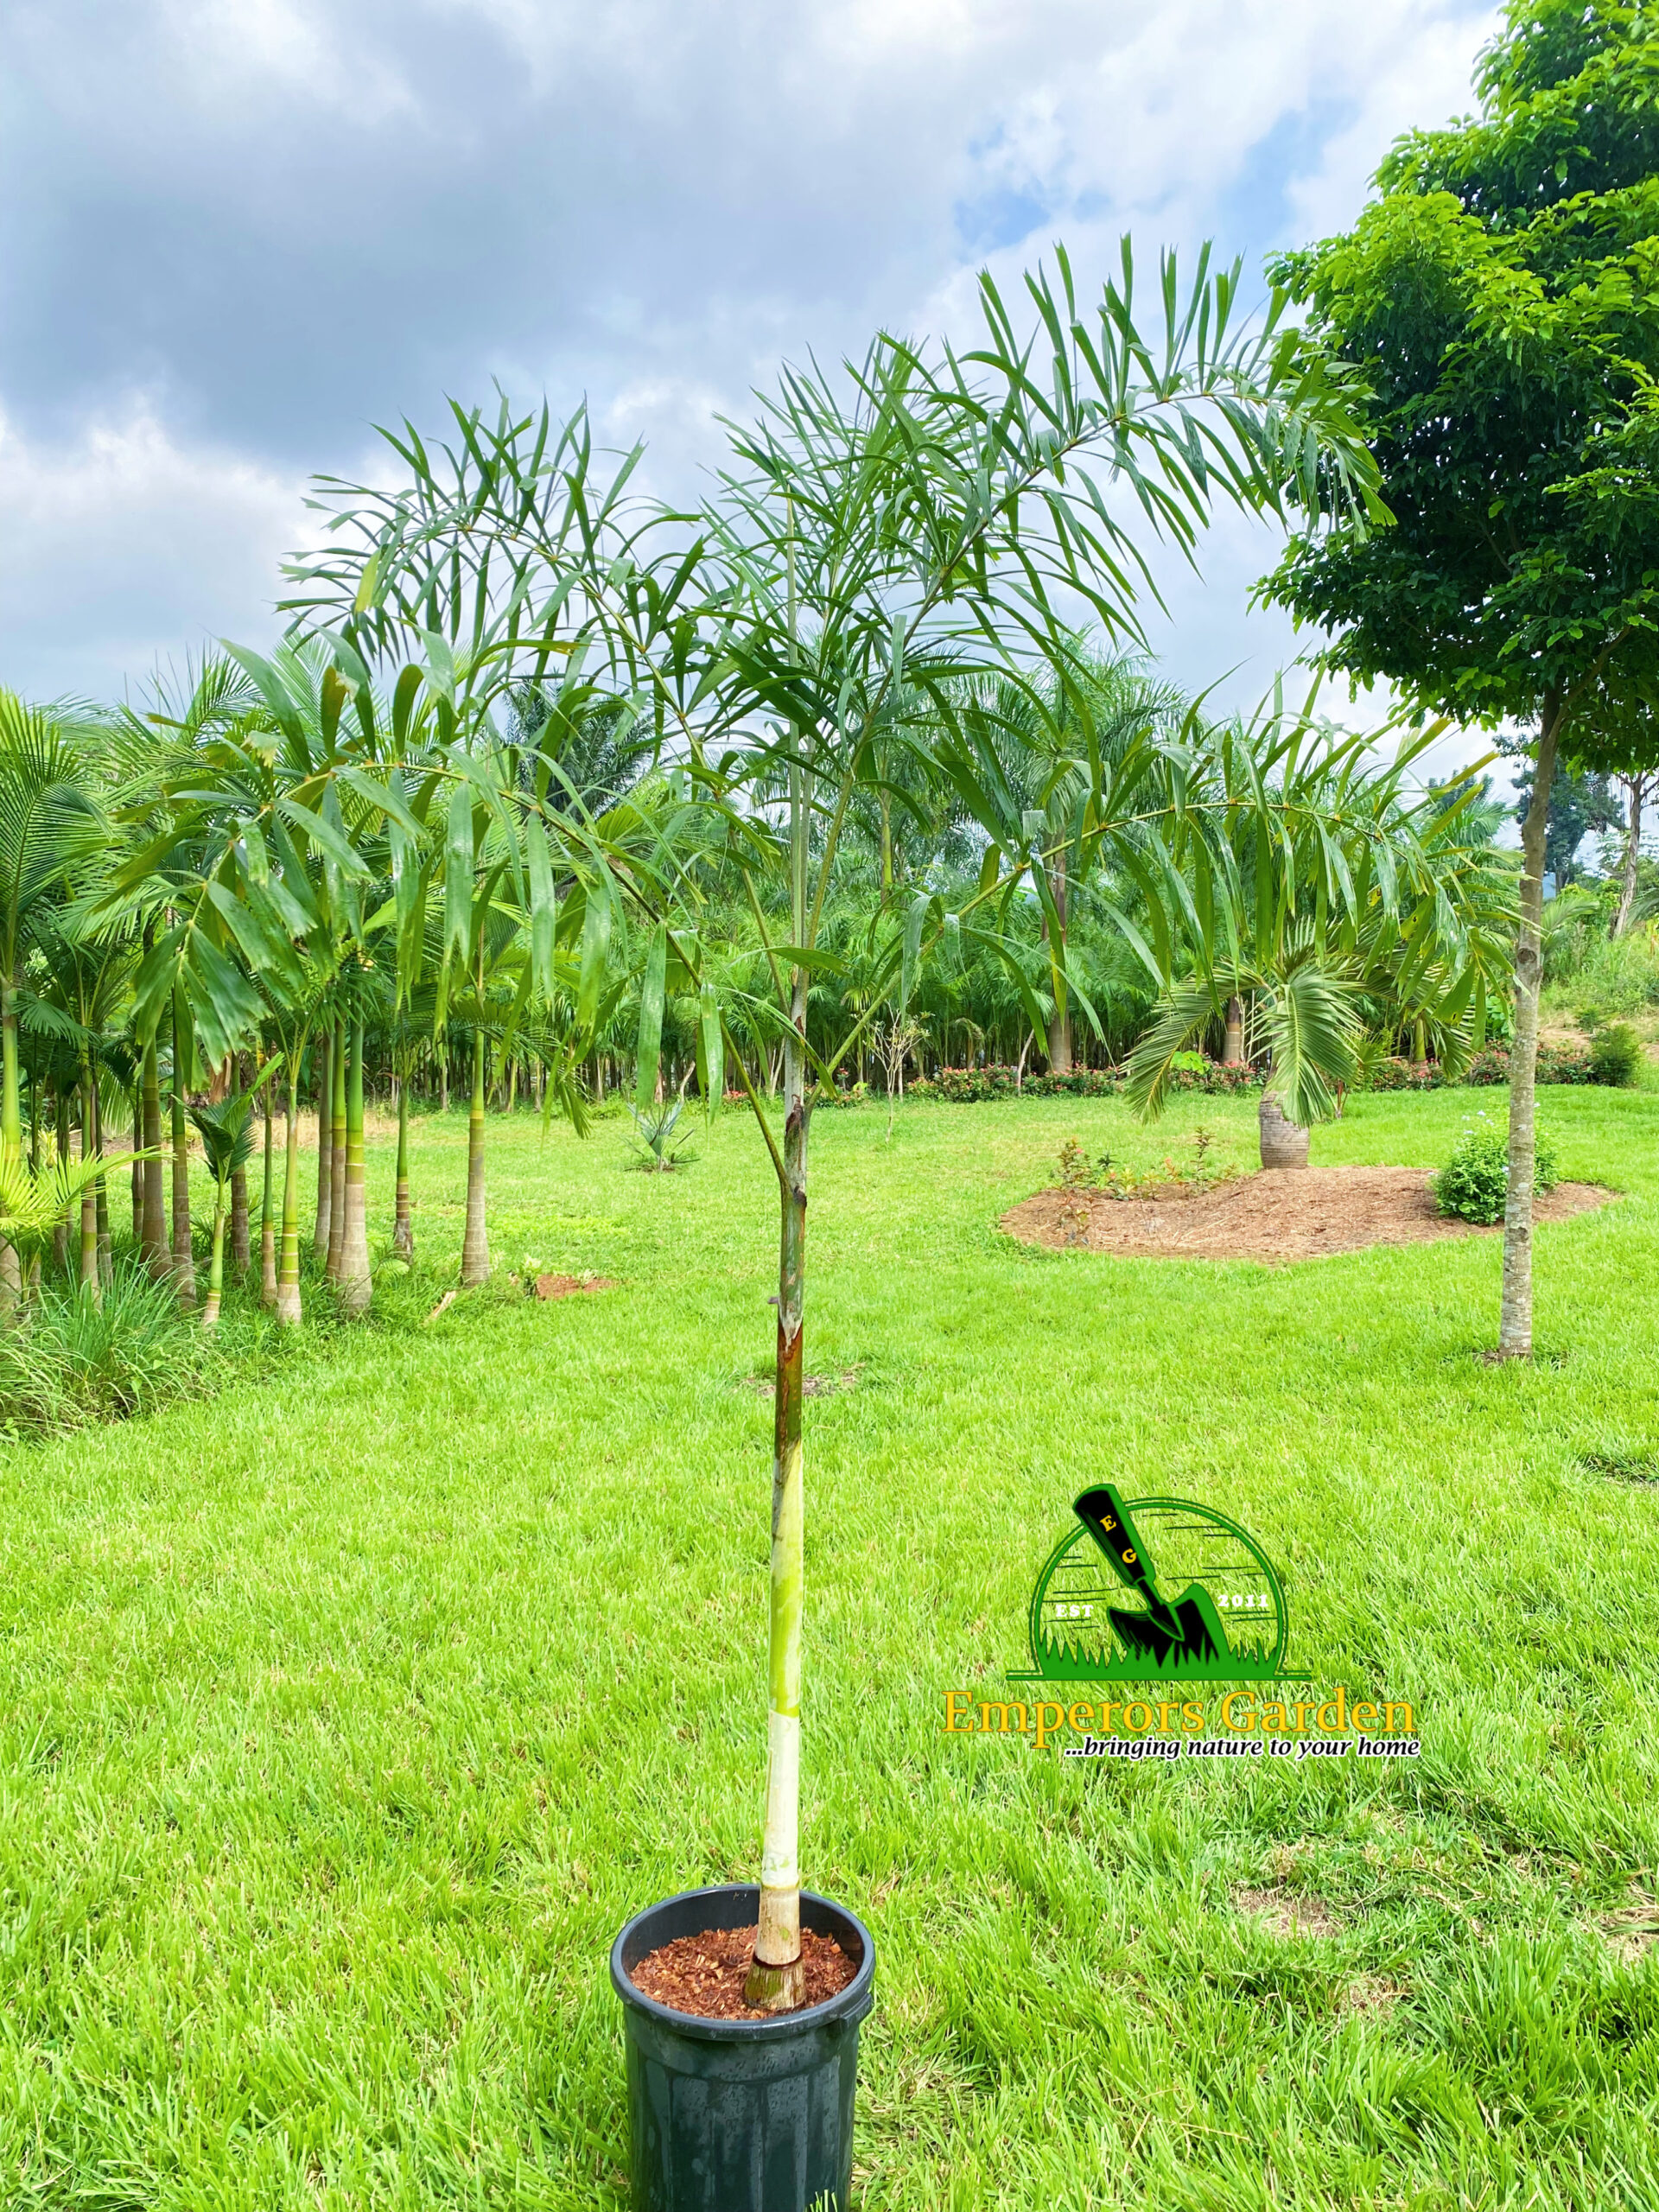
<box><xmin>230</xmin><ymin>1054</ymin><xmax>251</xmax><ymax>1274</ymax></box>
<box><xmin>746</xmin><ymin>967</ymin><xmax>808</xmax><ymax>2013</ymax></box>
<box><xmin>130</xmin><ymin>1074</ymin><xmax>143</xmax><ymax>1241</ymax></box>
<box><xmin>311</xmin><ymin>1028</ymin><xmax>332</xmax><ymax>1258</ymax></box>
<box><xmin>0</xmin><ymin>968</ymin><xmax>22</xmax><ymax>1306</ymax></box>
<box><xmin>78</xmin><ymin>1065</ymin><xmax>100</xmax><ymax>1306</ymax></box>
<box><xmin>393</xmin><ymin>1063</ymin><xmax>413</xmax><ymax>1257</ymax></box>
<box><xmin>326</xmin><ymin>1017</ymin><xmax>346</xmax><ymax>1282</ymax></box>
<box><xmin>258</xmin><ymin>1077</ymin><xmax>277</xmax><ymax>1310</ymax></box>
<box><xmin>461</xmin><ymin>1024</ymin><xmax>490</xmax><ymax>1286</ymax></box>
<box><xmin>1043</xmin><ymin>849</ymin><xmax>1071</xmax><ymax>1073</ymax></box>
<box><xmin>169</xmin><ymin>992</ymin><xmax>195</xmax><ymax>1309</ymax></box>
<box><xmin>52</xmin><ymin>1086</ymin><xmax>71</xmax><ymax>1276</ymax></box>
<box><xmin>94</xmin><ymin>1077</ymin><xmax>111</xmax><ymax>1291</ymax></box>
<box><xmin>339</xmin><ymin>1022</ymin><xmax>371</xmax><ymax>1313</ymax></box>
<box><xmin>201</xmin><ymin>1176</ymin><xmax>229</xmax><ymax>1332</ymax></box>
<box><xmin>276</xmin><ymin>1046</ymin><xmax>305</xmax><ymax>1327</ymax></box>
<box><xmin>140</xmin><ymin>1039</ymin><xmax>166</xmax><ymax>1272</ymax></box>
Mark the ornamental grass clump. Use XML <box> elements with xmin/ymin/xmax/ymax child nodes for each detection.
<box><xmin>1435</xmin><ymin>1115</ymin><xmax>1560</xmax><ymax>1228</ymax></box>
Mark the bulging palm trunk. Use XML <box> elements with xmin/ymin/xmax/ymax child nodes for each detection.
<box><xmin>326</xmin><ymin>1020</ymin><xmax>346</xmax><ymax>1283</ymax></box>
<box><xmin>461</xmin><ymin>1029</ymin><xmax>489</xmax><ymax>1287</ymax></box>
<box><xmin>312</xmin><ymin>1030</ymin><xmax>332</xmax><ymax>1258</ymax></box>
<box><xmin>746</xmin><ymin>985</ymin><xmax>808</xmax><ymax>2014</ymax></box>
<box><xmin>393</xmin><ymin>1074</ymin><xmax>413</xmax><ymax>1257</ymax></box>
<box><xmin>1500</xmin><ymin>702</ymin><xmax>1559</xmax><ymax>1357</ymax></box>
<box><xmin>339</xmin><ymin>1023</ymin><xmax>372</xmax><ymax>1314</ymax></box>
<box><xmin>1258</xmin><ymin>1090</ymin><xmax>1309</xmax><ymax>1170</ymax></box>
<box><xmin>276</xmin><ymin>1058</ymin><xmax>303</xmax><ymax>1327</ymax></box>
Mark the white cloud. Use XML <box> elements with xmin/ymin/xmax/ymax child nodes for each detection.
<box><xmin>0</xmin><ymin>404</ymin><xmax>305</xmax><ymax>701</ymax></box>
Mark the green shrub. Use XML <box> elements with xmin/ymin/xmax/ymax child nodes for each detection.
<box><xmin>1433</xmin><ymin>1116</ymin><xmax>1561</xmax><ymax>1226</ymax></box>
<box><xmin>1587</xmin><ymin>1020</ymin><xmax>1643</xmax><ymax>1087</ymax></box>
<box><xmin>1167</xmin><ymin>1050</ymin><xmax>1210</xmax><ymax>1072</ymax></box>
<box><xmin>0</xmin><ymin>1262</ymin><xmax>217</xmax><ymax>1439</ymax></box>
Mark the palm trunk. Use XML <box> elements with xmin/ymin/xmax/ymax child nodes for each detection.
<box><xmin>1614</xmin><ymin>774</ymin><xmax>1646</xmax><ymax>938</ymax></box>
<box><xmin>259</xmin><ymin>1079</ymin><xmax>277</xmax><ymax>1309</ymax></box>
<box><xmin>1043</xmin><ymin>858</ymin><xmax>1071</xmax><ymax>1073</ymax></box>
<box><xmin>747</xmin><ymin>971</ymin><xmax>809</xmax><ymax>2013</ymax></box>
<box><xmin>440</xmin><ymin>1049</ymin><xmax>448</xmax><ymax>1114</ymax></box>
<box><xmin>327</xmin><ymin>1018</ymin><xmax>346</xmax><ymax>1282</ymax></box>
<box><xmin>393</xmin><ymin>1071</ymin><xmax>413</xmax><ymax>1257</ymax></box>
<box><xmin>53</xmin><ymin>1088</ymin><xmax>71</xmax><ymax>1275</ymax></box>
<box><xmin>230</xmin><ymin>1053</ymin><xmax>251</xmax><ymax>1274</ymax></box>
<box><xmin>202</xmin><ymin>1193</ymin><xmax>226</xmax><ymax>1331</ymax></box>
<box><xmin>312</xmin><ymin>1029</ymin><xmax>332</xmax><ymax>1257</ymax></box>
<box><xmin>1499</xmin><ymin>699</ymin><xmax>1560</xmax><ymax>1358</ymax></box>
<box><xmin>142</xmin><ymin>1039</ymin><xmax>167</xmax><ymax>1271</ymax></box>
<box><xmin>170</xmin><ymin>996</ymin><xmax>195</xmax><ymax>1308</ymax></box>
<box><xmin>131</xmin><ymin>1077</ymin><xmax>143</xmax><ymax>1241</ymax></box>
<box><xmin>339</xmin><ymin>1021</ymin><xmax>372</xmax><ymax>1314</ymax></box>
<box><xmin>461</xmin><ymin>1028</ymin><xmax>489</xmax><ymax>1286</ymax></box>
<box><xmin>94</xmin><ymin>1080</ymin><xmax>111</xmax><ymax>1291</ymax></box>
<box><xmin>1224</xmin><ymin>995</ymin><xmax>1244</xmax><ymax>1065</ymax></box>
<box><xmin>0</xmin><ymin>969</ymin><xmax>20</xmax><ymax>1310</ymax></box>
<box><xmin>276</xmin><ymin>1052</ymin><xmax>304</xmax><ymax>1327</ymax></box>
<box><xmin>79</xmin><ymin>1070</ymin><xmax>101</xmax><ymax>1306</ymax></box>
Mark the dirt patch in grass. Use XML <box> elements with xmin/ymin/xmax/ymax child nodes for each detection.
<box><xmin>530</xmin><ymin>1273</ymin><xmax>615</xmax><ymax>1300</ymax></box>
<box><xmin>1599</xmin><ymin>1885</ymin><xmax>1659</xmax><ymax>1965</ymax></box>
<box><xmin>1233</xmin><ymin>1885</ymin><xmax>1344</xmax><ymax>1939</ymax></box>
<box><xmin>1002</xmin><ymin>1166</ymin><xmax>1615</xmax><ymax>1265</ymax></box>
<box><xmin>744</xmin><ymin>1366</ymin><xmax>861</xmax><ymax>1398</ymax></box>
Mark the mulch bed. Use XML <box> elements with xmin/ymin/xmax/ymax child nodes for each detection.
<box><xmin>1001</xmin><ymin>1165</ymin><xmax>1615</xmax><ymax>1265</ymax></box>
<box><xmin>530</xmin><ymin>1273</ymin><xmax>615</xmax><ymax>1300</ymax></box>
<box><xmin>629</xmin><ymin>1923</ymin><xmax>857</xmax><ymax>2020</ymax></box>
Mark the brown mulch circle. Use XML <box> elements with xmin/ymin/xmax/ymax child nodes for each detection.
<box><xmin>1001</xmin><ymin>1166</ymin><xmax>1615</xmax><ymax>1266</ymax></box>
<box><xmin>629</xmin><ymin>1923</ymin><xmax>857</xmax><ymax>2020</ymax></box>
<box><xmin>530</xmin><ymin>1273</ymin><xmax>616</xmax><ymax>1300</ymax></box>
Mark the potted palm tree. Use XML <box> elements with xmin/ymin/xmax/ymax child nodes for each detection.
<box><xmin>289</xmin><ymin>242</ymin><xmax>1382</xmax><ymax>2212</ymax></box>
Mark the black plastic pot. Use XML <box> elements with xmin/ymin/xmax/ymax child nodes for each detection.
<box><xmin>610</xmin><ymin>1884</ymin><xmax>875</xmax><ymax>2212</ymax></box>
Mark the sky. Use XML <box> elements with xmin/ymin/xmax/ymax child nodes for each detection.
<box><xmin>2</xmin><ymin>0</ymin><xmax>1507</xmax><ymax>786</ymax></box>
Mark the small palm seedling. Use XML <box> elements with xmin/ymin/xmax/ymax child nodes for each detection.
<box><xmin>627</xmin><ymin>1098</ymin><xmax>696</xmax><ymax>1173</ymax></box>
<box><xmin>0</xmin><ymin>1146</ymin><xmax>131</xmax><ymax>1308</ymax></box>
<box><xmin>187</xmin><ymin>1076</ymin><xmax>272</xmax><ymax>1328</ymax></box>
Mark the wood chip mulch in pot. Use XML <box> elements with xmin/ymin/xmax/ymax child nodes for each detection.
<box><xmin>629</xmin><ymin>1923</ymin><xmax>857</xmax><ymax>2019</ymax></box>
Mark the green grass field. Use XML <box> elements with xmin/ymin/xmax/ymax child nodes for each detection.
<box><xmin>3</xmin><ymin>1085</ymin><xmax>1658</xmax><ymax>2209</ymax></box>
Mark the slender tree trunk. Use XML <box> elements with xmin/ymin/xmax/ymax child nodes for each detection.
<box><xmin>1499</xmin><ymin>699</ymin><xmax>1560</xmax><ymax>1358</ymax></box>
<box><xmin>94</xmin><ymin>1079</ymin><xmax>111</xmax><ymax>1291</ymax></box>
<box><xmin>259</xmin><ymin>1077</ymin><xmax>278</xmax><ymax>1310</ymax></box>
<box><xmin>230</xmin><ymin>1052</ymin><xmax>251</xmax><ymax>1274</ymax></box>
<box><xmin>141</xmin><ymin>1039</ymin><xmax>166</xmax><ymax>1273</ymax></box>
<box><xmin>439</xmin><ymin>1049</ymin><xmax>448</xmax><ymax>1114</ymax></box>
<box><xmin>393</xmin><ymin>1071</ymin><xmax>413</xmax><ymax>1257</ymax></box>
<box><xmin>0</xmin><ymin>971</ymin><xmax>22</xmax><ymax>1310</ymax></box>
<box><xmin>1224</xmin><ymin>995</ymin><xmax>1244</xmax><ymax>1065</ymax></box>
<box><xmin>170</xmin><ymin>995</ymin><xmax>195</xmax><ymax>1309</ymax></box>
<box><xmin>79</xmin><ymin>1071</ymin><xmax>100</xmax><ymax>1305</ymax></box>
<box><xmin>747</xmin><ymin>971</ymin><xmax>808</xmax><ymax>2013</ymax></box>
<box><xmin>461</xmin><ymin>1028</ymin><xmax>489</xmax><ymax>1286</ymax></box>
<box><xmin>53</xmin><ymin>1088</ymin><xmax>71</xmax><ymax>1275</ymax></box>
<box><xmin>312</xmin><ymin>1030</ymin><xmax>332</xmax><ymax>1257</ymax></box>
<box><xmin>1614</xmin><ymin>772</ymin><xmax>1647</xmax><ymax>938</ymax></box>
<box><xmin>339</xmin><ymin>1022</ymin><xmax>372</xmax><ymax>1314</ymax></box>
<box><xmin>276</xmin><ymin>1052</ymin><xmax>303</xmax><ymax>1327</ymax></box>
<box><xmin>202</xmin><ymin>1193</ymin><xmax>226</xmax><ymax>1331</ymax></box>
<box><xmin>131</xmin><ymin>1077</ymin><xmax>143</xmax><ymax>1242</ymax></box>
<box><xmin>327</xmin><ymin>1019</ymin><xmax>346</xmax><ymax>1282</ymax></box>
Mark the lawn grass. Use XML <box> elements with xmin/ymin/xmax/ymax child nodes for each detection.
<box><xmin>2</xmin><ymin>1084</ymin><xmax>1657</xmax><ymax>2209</ymax></box>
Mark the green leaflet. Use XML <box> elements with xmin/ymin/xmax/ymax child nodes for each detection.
<box><xmin>443</xmin><ymin>784</ymin><xmax>474</xmax><ymax>963</ymax></box>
